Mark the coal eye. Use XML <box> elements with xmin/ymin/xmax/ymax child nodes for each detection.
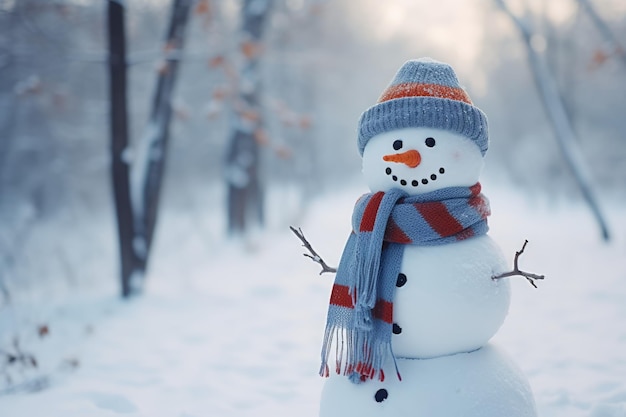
<box><xmin>393</xmin><ymin>140</ymin><xmax>403</xmax><ymax>150</ymax></box>
<box><xmin>425</xmin><ymin>137</ymin><xmax>436</xmax><ymax>148</ymax></box>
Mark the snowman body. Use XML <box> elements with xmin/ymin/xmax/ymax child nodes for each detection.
<box><xmin>320</xmin><ymin>345</ymin><xmax>536</xmax><ymax>417</ymax></box>
<box><xmin>393</xmin><ymin>235</ymin><xmax>509</xmax><ymax>359</ymax></box>
<box><xmin>318</xmin><ymin>125</ymin><xmax>536</xmax><ymax>416</ymax></box>
<box><xmin>318</xmin><ymin>58</ymin><xmax>536</xmax><ymax>417</ymax></box>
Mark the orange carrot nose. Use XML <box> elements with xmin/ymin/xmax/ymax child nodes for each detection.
<box><xmin>382</xmin><ymin>149</ymin><xmax>421</xmax><ymax>168</ymax></box>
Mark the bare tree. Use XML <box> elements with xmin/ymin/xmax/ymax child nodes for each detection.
<box><xmin>108</xmin><ymin>0</ymin><xmax>192</xmax><ymax>297</ymax></box>
<box><xmin>129</xmin><ymin>0</ymin><xmax>193</xmax><ymax>294</ymax></box>
<box><xmin>225</xmin><ymin>0</ymin><xmax>274</xmax><ymax>235</ymax></box>
<box><xmin>495</xmin><ymin>0</ymin><xmax>610</xmax><ymax>241</ymax></box>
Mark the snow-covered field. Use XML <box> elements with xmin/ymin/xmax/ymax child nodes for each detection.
<box><xmin>1</xmin><ymin>183</ymin><xmax>625</xmax><ymax>417</ymax></box>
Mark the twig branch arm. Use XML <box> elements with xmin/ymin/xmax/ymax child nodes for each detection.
<box><xmin>493</xmin><ymin>240</ymin><xmax>545</xmax><ymax>288</ymax></box>
<box><xmin>290</xmin><ymin>226</ymin><xmax>337</xmax><ymax>275</ymax></box>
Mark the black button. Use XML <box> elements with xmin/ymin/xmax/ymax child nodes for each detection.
<box><xmin>392</xmin><ymin>323</ymin><xmax>402</xmax><ymax>334</ymax></box>
<box><xmin>396</xmin><ymin>273</ymin><xmax>407</xmax><ymax>287</ymax></box>
<box><xmin>374</xmin><ymin>388</ymin><xmax>388</xmax><ymax>403</ymax></box>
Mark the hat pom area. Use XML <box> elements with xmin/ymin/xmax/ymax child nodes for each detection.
<box><xmin>357</xmin><ymin>58</ymin><xmax>489</xmax><ymax>156</ymax></box>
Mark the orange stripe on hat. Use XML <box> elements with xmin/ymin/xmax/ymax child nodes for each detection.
<box><xmin>378</xmin><ymin>82</ymin><xmax>473</xmax><ymax>105</ymax></box>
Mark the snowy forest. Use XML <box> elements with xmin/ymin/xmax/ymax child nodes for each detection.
<box><xmin>1</xmin><ymin>0</ymin><xmax>626</xmax><ymax>416</ymax></box>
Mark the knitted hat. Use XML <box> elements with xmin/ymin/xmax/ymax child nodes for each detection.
<box><xmin>357</xmin><ymin>58</ymin><xmax>488</xmax><ymax>156</ymax></box>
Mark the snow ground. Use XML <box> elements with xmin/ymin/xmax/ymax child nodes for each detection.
<box><xmin>1</xmin><ymin>183</ymin><xmax>625</xmax><ymax>417</ymax></box>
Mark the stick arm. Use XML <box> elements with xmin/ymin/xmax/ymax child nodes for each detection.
<box><xmin>290</xmin><ymin>226</ymin><xmax>337</xmax><ymax>275</ymax></box>
<box><xmin>492</xmin><ymin>240</ymin><xmax>545</xmax><ymax>288</ymax></box>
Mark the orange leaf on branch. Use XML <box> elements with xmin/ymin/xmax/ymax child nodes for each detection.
<box><xmin>240</xmin><ymin>108</ymin><xmax>260</xmax><ymax>123</ymax></box>
<box><xmin>37</xmin><ymin>325</ymin><xmax>49</xmax><ymax>338</ymax></box>
<box><xmin>589</xmin><ymin>49</ymin><xmax>609</xmax><ymax>71</ymax></box>
<box><xmin>195</xmin><ymin>0</ymin><xmax>211</xmax><ymax>15</ymax></box>
<box><xmin>163</xmin><ymin>40</ymin><xmax>177</xmax><ymax>53</ymax></box>
<box><xmin>275</xmin><ymin>145</ymin><xmax>293</xmax><ymax>160</ymax></box>
<box><xmin>209</xmin><ymin>55</ymin><xmax>225</xmax><ymax>68</ymax></box>
<box><xmin>254</xmin><ymin>128</ymin><xmax>270</xmax><ymax>146</ymax></box>
<box><xmin>299</xmin><ymin>115</ymin><xmax>312</xmax><ymax>130</ymax></box>
<box><xmin>212</xmin><ymin>86</ymin><xmax>228</xmax><ymax>101</ymax></box>
<box><xmin>241</xmin><ymin>40</ymin><xmax>263</xmax><ymax>59</ymax></box>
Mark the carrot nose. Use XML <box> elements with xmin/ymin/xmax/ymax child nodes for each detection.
<box><xmin>382</xmin><ymin>149</ymin><xmax>421</xmax><ymax>168</ymax></box>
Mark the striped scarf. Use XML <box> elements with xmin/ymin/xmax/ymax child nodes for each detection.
<box><xmin>320</xmin><ymin>183</ymin><xmax>490</xmax><ymax>383</ymax></box>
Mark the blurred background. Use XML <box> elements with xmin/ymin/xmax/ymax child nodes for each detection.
<box><xmin>0</xmin><ymin>0</ymin><xmax>625</xmax><ymax>302</ymax></box>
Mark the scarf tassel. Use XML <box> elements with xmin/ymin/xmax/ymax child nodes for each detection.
<box><xmin>320</xmin><ymin>324</ymin><xmax>396</xmax><ymax>383</ymax></box>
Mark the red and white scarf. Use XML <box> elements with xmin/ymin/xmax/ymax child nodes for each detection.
<box><xmin>320</xmin><ymin>183</ymin><xmax>490</xmax><ymax>383</ymax></box>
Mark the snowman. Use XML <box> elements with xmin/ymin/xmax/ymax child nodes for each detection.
<box><xmin>317</xmin><ymin>58</ymin><xmax>538</xmax><ymax>417</ymax></box>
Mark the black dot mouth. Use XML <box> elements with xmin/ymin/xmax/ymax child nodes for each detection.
<box><xmin>386</xmin><ymin>167</ymin><xmax>445</xmax><ymax>188</ymax></box>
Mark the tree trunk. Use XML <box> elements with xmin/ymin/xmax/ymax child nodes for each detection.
<box><xmin>107</xmin><ymin>0</ymin><xmax>138</xmax><ymax>297</ymax></box>
<box><xmin>108</xmin><ymin>0</ymin><xmax>192</xmax><ymax>298</ymax></box>
<box><xmin>130</xmin><ymin>0</ymin><xmax>192</xmax><ymax>281</ymax></box>
<box><xmin>225</xmin><ymin>0</ymin><xmax>273</xmax><ymax>235</ymax></box>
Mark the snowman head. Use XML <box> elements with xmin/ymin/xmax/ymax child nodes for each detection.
<box><xmin>357</xmin><ymin>58</ymin><xmax>489</xmax><ymax>195</ymax></box>
<box><xmin>362</xmin><ymin>127</ymin><xmax>483</xmax><ymax>195</ymax></box>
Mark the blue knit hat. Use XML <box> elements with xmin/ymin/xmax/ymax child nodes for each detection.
<box><xmin>357</xmin><ymin>58</ymin><xmax>489</xmax><ymax>156</ymax></box>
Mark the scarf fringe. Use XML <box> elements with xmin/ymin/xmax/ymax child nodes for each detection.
<box><xmin>320</xmin><ymin>324</ymin><xmax>399</xmax><ymax>383</ymax></box>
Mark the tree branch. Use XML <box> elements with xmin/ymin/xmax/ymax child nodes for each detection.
<box><xmin>494</xmin><ymin>0</ymin><xmax>611</xmax><ymax>241</ymax></box>
<box><xmin>576</xmin><ymin>0</ymin><xmax>626</xmax><ymax>69</ymax></box>
<box><xmin>0</xmin><ymin>376</ymin><xmax>49</xmax><ymax>396</ymax></box>
<box><xmin>289</xmin><ymin>226</ymin><xmax>337</xmax><ymax>275</ymax></box>
<box><xmin>492</xmin><ymin>240</ymin><xmax>545</xmax><ymax>288</ymax></box>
